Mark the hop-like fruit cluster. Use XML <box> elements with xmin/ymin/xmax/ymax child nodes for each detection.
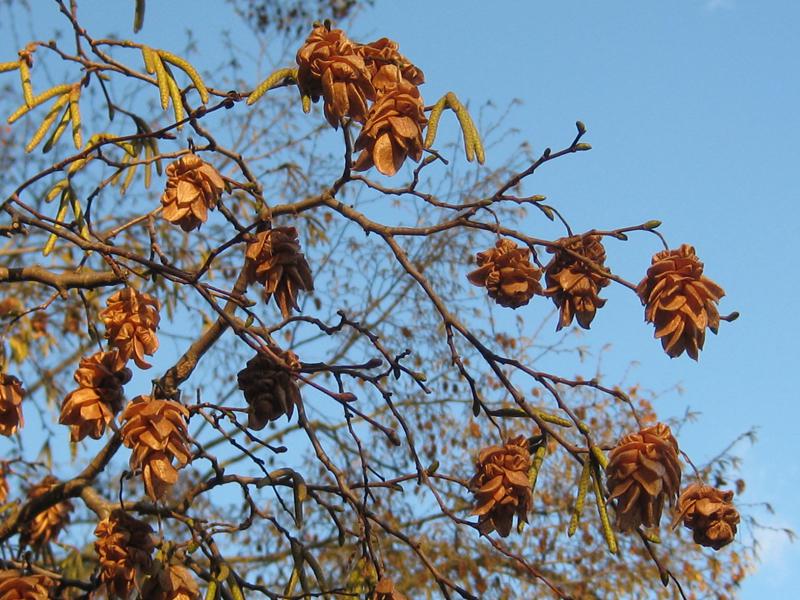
<box><xmin>0</xmin><ymin>465</ymin><xmax>8</xmax><ymax>505</ymax></box>
<box><xmin>0</xmin><ymin>571</ymin><xmax>54</xmax><ymax>599</ymax></box>
<box><xmin>605</xmin><ymin>423</ymin><xmax>682</xmax><ymax>531</ymax></box>
<box><xmin>374</xmin><ymin>578</ymin><xmax>408</xmax><ymax>600</ymax></box>
<box><xmin>237</xmin><ymin>348</ymin><xmax>301</xmax><ymax>430</ymax></box>
<box><xmin>95</xmin><ymin>509</ymin><xmax>155</xmax><ymax>598</ymax></box>
<box><xmin>296</xmin><ymin>25</ymin><xmax>375</xmax><ymax>127</ymax></box>
<box><xmin>120</xmin><ymin>397</ymin><xmax>191</xmax><ymax>500</ymax></box>
<box><xmin>357</xmin><ymin>38</ymin><xmax>424</xmax><ymax>89</ymax></box>
<box><xmin>245</xmin><ymin>227</ymin><xmax>314</xmax><ymax>318</ymax></box>
<box><xmin>467</xmin><ymin>238</ymin><xmax>542</xmax><ymax>309</ymax></box>
<box><xmin>0</xmin><ymin>373</ymin><xmax>25</xmax><ymax>436</ymax></box>
<box><xmin>297</xmin><ymin>24</ymin><xmax>427</xmax><ymax>175</ymax></box>
<box><xmin>352</xmin><ymin>39</ymin><xmax>426</xmax><ymax>177</ymax></box>
<box><xmin>59</xmin><ymin>349</ymin><xmax>131</xmax><ymax>442</ymax></box>
<box><xmin>161</xmin><ymin>153</ymin><xmax>225</xmax><ymax>232</ymax></box>
<box><xmin>353</xmin><ymin>82</ymin><xmax>427</xmax><ymax>177</ymax></box>
<box><xmin>22</xmin><ymin>476</ymin><xmax>72</xmax><ymax>548</ymax></box>
<box><xmin>141</xmin><ymin>564</ymin><xmax>199</xmax><ymax>600</ymax></box>
<box><xmin>543</xmin><ymin>235</ymin><xmax>609</xmax><ymax>330</ymax></box>
<box><xmin>636</xmin><ymin>244</ymin><xmax>725</xmax><ymax>360</ymax></box>
<box><xmin>100</xmin><ymin>287</ymin><xmax>161</xmax><ymax>369</ymax></box>
<box><xmin>676</xmin><ymin>483</ymin><xmax>740</xmax><ymax>550</ymax></box>
<box><xmin>30</xmin><ymin>312</ymin><xmax>48</xmax><ymax>338</ymax></box>
<box><xmin>470</xmin><ymin>435</ymin><xmax>533</xmax><ymax>537</ymax></box>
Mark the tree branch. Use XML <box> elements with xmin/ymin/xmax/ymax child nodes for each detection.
<box><xmin>0</xmin><ymin>265</ymin><xmax>123</xmax><ymax>291</ymax></box>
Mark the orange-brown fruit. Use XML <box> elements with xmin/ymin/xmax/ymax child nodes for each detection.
<box><xmin>470</xmin><ymin>435</ymin><xmax>533</xmax><ymax>537</ymax></box>
<box><xmin>161</xmin><ymin>154</ymin><xmax>225</xmax><ymax>232</ymax></box>
<box><xmin>676</xmin><ymin>483</ymin><xmax>740</xmax><ymax>550</ymax></box>
<box><xmin>0</xmin><ymin>373</ymin><xmax>25</xmax><ymax>436</ymax></box>
<box><xmin>296</xmin><ymin>25</ymin><xmax>375</xmax><ymax>128</ymax></box>
<box><xmin>0</xmin><ymin>465</ymin><xmax>8</xmax><ymax>504</ymax></box>
<box><xmin>141</xmin><ymin>564</ymin><xmax>200</xmax><ymax>600</ymax></box>
<box><xmin>357</xmin><ymin>37</ymin><xmax>424</xmax><ymax>90</ymax></box>
<box><xmin>100</xmin><ymin>287</ymin><xmax>161</xmax><ymax>369</ymax></box>
<box><xmin>21</xmin><ymin>476</ymin><xmax>72</xmax><ymax>548</ymax></box>
<box><xmin>0</xmin><ymin>298</ymin><xmax>24</xmax><ymax>318</ymax></box>
<box><xmin>352</xmin><ymin>82</ymin><xmax>427</xmax><ymax>177</ymax></box>
<box><xmin>543</xmin><ymin>235</ymin><xmax>610</xmax><ymax>330</ymax></box>
<box><xmin>467</xmin><ymin>238</ymin><xmax>543</xmax><ymax>309</ymax></box>
<box><xmin>636</xmin><ymin>244</ymin><xmax>725</xmax><ymax>360</ymax></box>
<box><xmin>245</xmin><ymin>227</ymin><xmax>314</xmax><ymax>318</ymax></box>
<box><xmin>61</xmin><ymin>305</ymin><xmax>83</xmax><ymax>335</ymax></box>
<box><xmin>605</xmin><ymin>423</ymin><xmax>682</xmax><ymax>531</ymax></box>
<box><xmin>95</xmin><ymin>509</ymin><xmax>155</xmax><ymax>598</ymax></box>
<box><xmin>30</xmin><ymin>312</ymin><xmax>48</xmax><ymax>337</ymax></box>
<box><xmin>59</xmin><ymin>349</ymin><xmax>131</xmax><ymax>442</ymax></box>
<box><xmin>237</xmin><ymin>348</ymin><xmax>301</xmax><ymax>429</ymax></box>
<box><xmin>373</xmin><ymin>578</ymin><xmax>408</xmax><ymax>600</ymax></box>
<box><xmin>0</xmin><ymin>571</ymin><xmax>54</xmax><ymax>599</ymax></box>
<box><xmin>120</xmin><ymin>397</ymin><xmax>191</xmax><ymax>500</ymax></box>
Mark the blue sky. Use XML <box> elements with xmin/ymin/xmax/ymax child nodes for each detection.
<box><xmin>2</xmin><ymin>1</ymin><xmax>798</xmax><ymax>597</ymax></box>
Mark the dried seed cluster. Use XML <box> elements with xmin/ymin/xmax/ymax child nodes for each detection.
<box><xmin>95</xmin><ymin>509</ymin><xmax>155</xmax><ymax>598</ymax></box>
<box><xmin>245</xmin><ymin>226</ymin><xmax>314</xmax><ymax>318</ymax></box>
<box><xmin>465</xmin><ymin>239</ymin><xmax>727</xmax><ymax>362</ymax></box>
<box><xmin>676</xmin><ymin>483</ymin><xmax>740</xmax><ymax>550</ymax></box>
<box><xmin>237</xmin><ymin>347</ymin><xmax>302</xmax><ymax>429</ymax></box>
<box><xmin>21</xmin><ymin>476</ymin><xmax>72</xmax><ymax>548</ymax></box>
<box><xmin>0</xmin><ymin>373</ymin><xmax>25</xmax><ymax>436</ymax></box>
<box><xmin>0</xmin><ymin>466</ymin><xmax>8</xmax><ymax>505</ymax></box>
<box><xmin>58</xmin><ymin>349</ymin><xmax>131</xmax><ymax>442</ymax></box>
<box><xmin>0</xmin><ymin>571</ymin><xmax>54</xmax><ymax>599</ymax></box>
<box><xmin>100</xmin><ymin>287</ymin><xmax>161</xmax><ymax>369</ymax></box>
<box><xmin>467</xmin><ymin>238</ymin><xmax>542</xmax><ymax>309</ymax></box>
<box><xmin>637</xmin><ymin>244</ymin><xmax>725</xmax><ymax>360</ymax></box>
<box><xmin>141</xmin><ymin>564</ymin><xmax>200</xmax><ymax>600</ymax></box>
<box><xmin>161</xmin><ymin>153</ymin><xmax>225</xmax><ymax>232</ymax></box>
<box><xmin>605</xmin><ymin>423</ymin><xmax>682</xmax><ymax>531</ymax></box>
<box><xmin>297</xmin><ymin>24</ymin><xmax>427</xmax><ymax>176</ymax></box>
<box><xmin>374</xmin><ymin>578</ymin><xmax>408</xmax><ymax>600</ymax></box>
<box><xmin>120</xmin><ymin>396</ymin><xmax>191</xmax><ymax>500</ymax></box>
<box><xmin>543</xmin><ymin>235</ymin><xmax>609</xmax><ymax>330</ymax></box>
<box><xmin>470</xmin><ymin>435</ymin><xmax>533</xmax><ymax>537</ymax></box>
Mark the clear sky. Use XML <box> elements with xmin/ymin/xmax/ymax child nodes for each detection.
<box><xmin>2</xmin><ymin>1</ymin><xmax>797</xmax><ymax>597</ymax></box>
